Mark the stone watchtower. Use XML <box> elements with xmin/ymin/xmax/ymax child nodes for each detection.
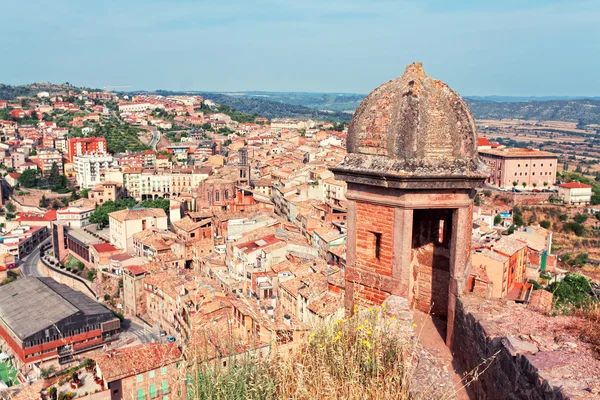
<box><xmin>332</xmin><ymin>63</ymin><xmax>488</xmax><ymax>345</ymax></box>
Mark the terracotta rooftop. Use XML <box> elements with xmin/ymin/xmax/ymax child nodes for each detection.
<box><xmin>108</xmin><ymin>207</ymin><xmax>167</xmax><ymax>222</ymax></box>
<box><xmin>479</xmin><ymin>147</ymin><xmax>557</xmax><ymax>158</ymax></box>
<box><xmin>558</xmin><ymin>182</ymin><xmax>593</xmax><ymax>189</ymax></box>
<box><xmin>92</xmin><ymin>343</ymin><xmax>182</xmax><ymax>383</ymax></box>
<box><xmin>91</xmin><ymin>243</ymin><xmax>118</xmax><ymax>253</ymax></box>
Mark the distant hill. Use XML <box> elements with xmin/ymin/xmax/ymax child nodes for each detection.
<box><xmin>219</xmin><ymin>91</ymin><xmax>365</xmax><ymax>113</ymax></box>
<box><xmin>465</xmin><ymin>99</ymin><xmax>600</xmax><ymax>124</ymax></box>
<box><xmin>156</xmin><ymin>90</ymin><xmax>353</xmax><ymax>122</ymax></box>
<box><xmin>0</xmin><ymin>82</ymin><xmax>77</xmax><ymax>100</ymax></box>
<box><xmin>3</xmin><ymin>82</ymin><xmax>600</xmax><ymax>125</ymax></box>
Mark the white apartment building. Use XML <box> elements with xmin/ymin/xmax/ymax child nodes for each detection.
<box><xmin>558</xmin><ymin>182</ymin><xmax>593</xmax><ymax>205</ymax></box>
<box><xmin>74</xmin><ymin>153</ymin><xmax>115</xmax><ymax>189</ymax></box>
<box><xmin>57</xmin><ymin>206</ymin><xmax>95</xmax><ymax>228</ymax></box>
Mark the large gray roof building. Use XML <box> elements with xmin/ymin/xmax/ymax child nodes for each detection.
<box><xmin>0</xmin><ymin>277</ymin><xmax>119</xmax><ymax>365</ymax></box>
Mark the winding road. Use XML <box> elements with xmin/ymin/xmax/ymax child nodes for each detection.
<box><xmin>20</xmin><ymin>237</ymin><xmax>51</xmax><ymax>277</ymax></box>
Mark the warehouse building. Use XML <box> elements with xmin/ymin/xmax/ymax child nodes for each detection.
<box><xmin>0</xmin><ymin>277</ymin><xmax>120</xmax><ymax>368</ymax></box>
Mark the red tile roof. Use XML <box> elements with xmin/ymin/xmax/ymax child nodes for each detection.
<box><xmin>124</xmin><ymin>265</ymin><xmax>146</xmax><ymax>276</ymax></box>
<box><xmin>478</xmin><ymin>137</ymin><xmax>492</xmax><ymax>146</ymax></box>
<box><xmin>92</xmin><ymin>343</ymin><xmax>182</xmax><ymax>383</ymax></box>
<box><xmin>16</xmin><ymin>210</ymin><xmax>57</xmax><ymax>222</ymax></box>
<box><xmin>91</xmin><ymin>243</ymin><xmax>118</xmax><ymax>253</ymax></box>
<box><xmin>558</xmin><ymin>182</ymin><xmax>593</xmax><ymax>189</ymax></box>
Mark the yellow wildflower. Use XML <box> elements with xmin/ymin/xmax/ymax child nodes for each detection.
<box><xmin>367</xmin><ymin>330</ymin><xmax>372</xmax><ymax>335</ymax></box>
<box><xmin>358</xmin><ymin>324</ymin><xmax>363</xmax><ymax>330</ymax></box>
<box><xmin>413</xmin><ymin>323</ymin><xmax>418</xmax><ymax>327</ymax></box>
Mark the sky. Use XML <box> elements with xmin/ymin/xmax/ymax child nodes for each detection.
<box><xmin>1</xmin><ymin>0</ymin><xmax>599</xmax><ymax>96</ymax></box>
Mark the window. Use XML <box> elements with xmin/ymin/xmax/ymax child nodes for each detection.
<box><xmin>163</xmin><ymin>397</ymin><xmax>168</xmax><ymax>400</ymax></box>
<box><xmin>526</xmin><ymin>164</ymin><xmax>528</xmax><ymax>167</ymax></box>
<box><xmin>137</xmin><ymin>389</ymin><xmax>144</xmax><ymax>400</ymax></box>
<box><xmin>161</xmin><ymin>367</ymin><xmax>167</xmax><ymax>375</ymax></box>
<box><xmin>533</xmin><ymin>164</ymin><xmax>536</xmax><ymax>167</ymax></box>
<box><xmin>532</xmin><ymin>172</ymin><xmax>535</xmax><ymax>175</ymax></box>
<box><xmin>215</xmin><ymin>191</ymin><xmax>220</xmax><ymax>202</ymax></box>
<box><xmin>514</xmin><ymin>172</ymin><xmax>517</xmax><ymax>176</ymax></box>
<box><xmin>149</xmin><ymin>385</ymin><xmax>157</xmax><ymax>398</ymax></box>
<box><xmin>162</xmin><ymin>381</ymin><xmax>169</xmax><ymax>394</ymax></box>
<box><xmin>518</xmin><ymin>164</ymin><xmax>521</xmax><ymax>167</ymax></box>
<box><xmin>373</xmin><ymin>232</ymin><xmax>382</xmax><ymax>260</ymax></box>
<box><xmin>137</xmin><ymin>374</ymin><xmax>143</xmax><ymax>383</ymax></box>
<box><xmin>550</xmin><ymin>163</ymin><xmax>553</xmax><ymax>166</ymax></box>
<box><xmin>519</xmin><ymin>173</ymin><xmax>522</xmax><ymax>176</ymax></box>
<box><xmin>149</xmin><ymin>370</ymin><xmax>155</xmax><ymax>378</ymax></box>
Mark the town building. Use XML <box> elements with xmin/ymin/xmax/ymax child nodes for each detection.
<box><xmin>74</xmin><ymin>153</ymin><xmax>115</xmax><ymax>189</ymax></box>
<box><xmin>471</xmin><ymin>236</ymin><xmax>527</xmax><ymax>299</ymax></box>
<box><xmin>88</xmin><ymin>181</ymin><xmax>123</xmax><ymax>205</ymax></box>
<box><xmin>67</xmin><ymin>137</ymin><xmax>107</xmax><ymax>162</ymax></box>
<box><xmin>557</xmin><ymin>182</ymin><xmax>593</xmax><ymax>205</ymax></box>
<box><xmin>0</xmin><ymin>225</ymin><xmax>47</xmax><ymax>260</ymax></box>
<box><xmin>108</xmin><ymin>208</ymin><xmax>168</xmax><ymax>253</ymax></box>
<box><xmin>479</xmin><ymin>147</ymin><xmax>558</xmax><ymax>190</ymax></box>
<box><xmin>92</xmin><ymin>343</ymin><xmax>183</xmax><ymax>400</ymax></box>
<box><xmin>56</xmin><ymin>206</ymin><xmax>94</xmax><ymax>229</ymax></box>
<box><xmin>0</xmin><ymin>277</ymin><xmax>120</xmax><ymax>368</ymax></box>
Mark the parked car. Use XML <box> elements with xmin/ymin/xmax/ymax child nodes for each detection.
<box><xmin>167</xmin><ymin>336</ymin><xmax>176</xmax><ymax>343</ymax></box>
<box><xmin>159</xmin><ymin>330</ymin><xmax>167</xmax><ymax>337</ymax></box>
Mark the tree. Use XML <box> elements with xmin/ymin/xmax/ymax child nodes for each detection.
<box><xmin>69</xmin><ymin>188</ymin><xmax>79</xmax><ymax>201</ymax></box>
<box><xmin>522</xmin><ymin>182</ymin><xmax>527</xmax><ymax>189</ymax></box>
<box><xmin>543</xmin><ymin>181</ymin><xmax>548</xmax><ymax>187</ymax></box>
<box><xmin>494</xmin><ymin>214</ymin><xmax>502</xmax><ymax>226</ymax></box>
<box><xmin>512</xmin><ymin>207</ymin><xmax>524</xmax><ymax>226</ymax></box>
<box><xmin>540</xmin><ymin>220</ymin><xmax>551</xmax><ymax>229</ymax></box>
<box><xmin>52</xmin><ymin>199</ymin><xmax>62</xmax><ymax>210</ymax></box>
<box><xmin>507</xmin><ymin>225</ymin><xmax>516</xmax><ymax>234</ymax></box>
<box><xmin>48</xmin><ymin>162</ymin><xmax>61</xmax><ymax>189</ymax></box>
<box><xmin>513</xmin><ymin>181</ymin><xmax>518</xmax><ymax>188</ymax></box>
<box><xmin>575</xmin><ymin>165</ymin><xmax>583</xmax><ymax>173</ymax></box>
<box><xmin>18</xmin><ymin>168</ymin><xmax>37</xmax><ymax>188</ymax></box>
<box><xmin>80</xmin><ymin>188</ymin><xmax>89</xmax><ymax>198</ymax></box>
<box><xmin>574</xmin><ymin>213</ymin><xmax>588</xmax><ymax>224</ymax></box>
<box><xmin>5</xmin><ymin>202</ymin><xmax>15</xmax><ymax>213</ymax></box>
<box><xmin>29</xmin><ymin>149</ymin><xmax>37</xmax><ymax>156</ymax></box>
<box><xmin>547</xmin><ymin>273</ymin><xmax>593</xmax><ymax>308</ymax></box>
<box><xmin>532</xmin><ymin>183</ymin><xmax>537</xmax><ymax>188</ymax></box>
<box><xmin>39</xmin><ymin>195</ymin><xmax>47</xmax><ymax>208</ymax></box>
<box><xmin>563</xmin><ymin>222</ymin><xmax>585</xmax><ymax>236</ymax></box>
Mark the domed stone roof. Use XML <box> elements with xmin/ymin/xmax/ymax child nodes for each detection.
<box><xmin>335</xmin><ymin>62</ymin><xmax>488</xmax><ymax>186</ymax></box>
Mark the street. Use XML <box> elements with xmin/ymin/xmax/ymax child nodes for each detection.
<box><xmin>149</xmin><ymin>129</ymin><xmax>161</xmax><ymax>150</ymax></box>
<box><xmin>20</xmin><ymin>237</ymin><xmax>51</xmax><ymax>277</ymax></box>
<box><xmin>118</xmin><ymin>319</ymin><xmax>161</xmax><ymax>346</ymax></box>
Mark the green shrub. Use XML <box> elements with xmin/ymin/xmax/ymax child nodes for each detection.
<box><xmin>574</xmin><ymin>213</ymin><xmax>589</xmax><ymax>224</ymax></box>
<box><xmin>540</xmin><ymin>220</ymin><xmax>551</xmax><ymax>229</ymax></box>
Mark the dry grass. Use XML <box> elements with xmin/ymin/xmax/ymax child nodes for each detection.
<box><xmin>186</xmin><ymin>307</ymin><xmax>417</xmax><ymax>400</ymax></box>
<box><xmin>578</xmin><ymin>302</ymin><xmax>600</xmax><ymax>358</ymax></box>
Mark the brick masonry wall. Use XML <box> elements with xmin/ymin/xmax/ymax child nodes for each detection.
<box><xmin>352</xmin><ymin>282</ymin><xmax>388</xmax><ymax>308</ymax></box>
<box><xmin>355</xmin><ymin>202</ymin><xmax>394</xmax><ymax>277</ymax></box>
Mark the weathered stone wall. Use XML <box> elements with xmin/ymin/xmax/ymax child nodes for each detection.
<box><xmin>452</xmin><ymin>295</ymin><xmax>597</xmax><ymax>399</ymax></box>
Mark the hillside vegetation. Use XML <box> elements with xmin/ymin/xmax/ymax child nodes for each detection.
<box><xmin>466</xmin><ymin>99</ymin><xmax>600</xmax><ymax>125</ymax></box>
<box><xmin>155</xmin><ymin>90</ymin><xmax>353</xmax><ymax>122</ymax></box>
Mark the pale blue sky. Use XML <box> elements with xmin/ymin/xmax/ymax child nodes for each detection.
<box><xmin>2</xmin><ymin>0</ymin><xmax>599</xmax><ymax>96</ymax></box>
